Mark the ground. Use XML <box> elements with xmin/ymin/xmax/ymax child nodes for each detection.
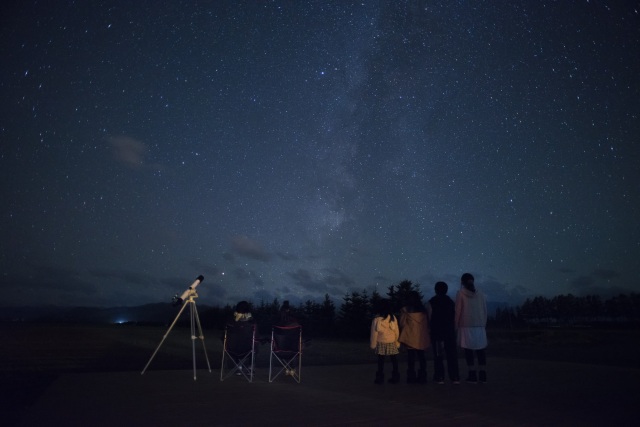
<box><xmin>2</xmin><ymin>323</ymin><xmax>638</xmax><ymax>426</ymax></box>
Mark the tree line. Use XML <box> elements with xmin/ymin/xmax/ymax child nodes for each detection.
<box><xmin>495</xmin><ymin>293</ymin><xmax>640</xmax><ymax>327</ymax></box>
<box><xmin>200</xmin><ymin>279</ymin><xmax>423</xmax><ymax>339</ymax></box>
<box><xmin>198</xmin><ymin>282</ymin><xmax>640</xmax><ymax>339</ymax></box>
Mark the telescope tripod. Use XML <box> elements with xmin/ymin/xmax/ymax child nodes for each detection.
<box><xmin>141</xmin><ymin>291</ymin><xmax>212</xmax><ymax>380</ymax></box>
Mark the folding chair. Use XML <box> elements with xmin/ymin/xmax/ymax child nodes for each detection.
<box><xmin>220</xmin><ymin>321</ymin><xmax>257</xmax><ymax>382</ymax></box>
<box><xmin>268</xmin><ymin>325</ymin><xmax>302</xmax><ymax>383</ymax></box>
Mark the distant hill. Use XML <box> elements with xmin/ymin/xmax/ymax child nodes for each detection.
<box><xmin>0</xmin><ymin>303</ymin><xmax>216</xmax><ymax>325</ymax></box>
<box><xmin>1</xmin><ymin>300</ymin><xmax>510</xmax><ymax>325</ymax></box>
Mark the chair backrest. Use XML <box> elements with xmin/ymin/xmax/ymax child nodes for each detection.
<box><xmin>272</xmin><ymin>325</ymin><xmax>301</xmax><ymax>353</ymax></box>
<box><xmin>225</xmin><ymin>321</ymin><xmax>255</xmax><ymax>355</ymax></box>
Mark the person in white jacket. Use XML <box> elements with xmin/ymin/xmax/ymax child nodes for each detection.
<box><xmin>455</xmin><ymin>273</ymin><xmax>488</xmax><ymax>383</ymax></box>
<box><xmin>370</xmin><ymin>299</ymin><xmax>400</xmax><ymax>384</ymax></box>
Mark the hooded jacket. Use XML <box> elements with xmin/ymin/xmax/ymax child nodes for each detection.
<box><xmin>370</xmin><ymin>315</ymin><xmax>399</xmax><ymax>349</ymax></box>
<box><xmin>399</xmin><ymin>307</ymin><xmax>430</xmax><ymax>350</ymax></box>
<box><xmin>455</xmin><ymin>287</ymin><xmax>487</xmax><ymax>329</ymax></box>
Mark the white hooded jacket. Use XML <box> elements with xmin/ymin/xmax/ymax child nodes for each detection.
<box><xmin>455</xmin><ymin>287</ymin><xmax>487</xmax><ymax>328</ymax></box>
<box><xmin>370</xmin><ymin>315</ymin><xmax>399</xmax><ymax>349</ymax></box>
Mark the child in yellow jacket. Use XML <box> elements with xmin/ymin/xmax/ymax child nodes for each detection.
<box><xmin>370</xmin><ymin>299</ymin><xmax>400</xmax><ymax>384</ymax></box>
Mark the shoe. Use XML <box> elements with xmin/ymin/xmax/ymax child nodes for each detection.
<box><xmin>388</xmin><ymin>372</ymin><xmax>400</xmax><ymax>384</ymax></box>
<box><xmin>466</xmin><ymin>371</ymin><xmax>478</xmax><ymax>383</ymax></box>
<box><xmin>374</xmin><ymin>372</ymin><xmax>384</xmax><ymax>385</ymax></box>
<box><xmin>479</xmin><ymin>371</ymin><xmax>487</xmax><ymax>383</ymax></box>
<box><xmin>452</xmin><ymin>377</ymin><xmax>461</xmax><ymax>385</ymax></box>
<box><xmin>436</xmin><ymin>378</ymin><xmax>445</xmax><ymax>385</ymax></box>
<box><xmin>406</xmin><ymin>369</ymin><xmax>417</xmax><ymax>384</ymax></box>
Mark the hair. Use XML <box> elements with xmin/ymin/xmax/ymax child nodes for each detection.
<box><xmin>404</xmin><ymin>290</ymin><xmax>425</xmax><ymax>312</ymax></box>
<box><xmin>375</xmin><ymin>298</ymin><xmax>396</xmax><ymax>322</ymax></box>
<box><xmin>278</xmin><ymin>300</ymin><xmax>297</xmax><ymax>324</ymax></box>
<box><xmin>461</xmin><ymin>273</ymin><xmax>476</xmax><ymax>292</ymax></box>
<box><xmin>434</xmin><ymin>281</ymin><xmax>448</xmax><ymax>295</ymax></box>
<box><xmin>235</xmin><ymin>300</ymin><xmax>250</xmax><ymax>314</ymax></box>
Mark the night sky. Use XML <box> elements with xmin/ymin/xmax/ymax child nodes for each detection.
<box><xmin>1</xmin><ymin>1</ymin><xmax>638</xmax><ymax>309</ymax></box>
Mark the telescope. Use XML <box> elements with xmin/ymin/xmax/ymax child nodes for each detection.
<box><xmin>172</xmin><ymin>275</ymin><xmax>204</xmax><ymax>306</ymax></box>
<box><xmin>143</xmin><ymin>274</ymin><xmax>211</xmax><ymax>380</ymax></box>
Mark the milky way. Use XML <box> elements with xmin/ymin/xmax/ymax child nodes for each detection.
<box><xmin>1</xmin><ymin>1</ymin><xmax>638</xmax><ymax>308</ymax></box>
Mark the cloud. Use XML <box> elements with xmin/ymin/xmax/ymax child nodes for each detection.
<box><xmin>188</xmin><ymin>260</ymin><xmax>221</xmax><ymax>277</ymax></box>
<box><xmin>276</xmin><ymin>252</ymin><xmax>299</xmax><ymax>261</ymax></box>
<box><xmin>566</xmin><ymin>269</ymin><xmax>629</xmax><ymax>298</ymax></box>
<box><xmin>472</xmin><ymin>275</ymin><xmax>528</xmax><ymax>304</ymax></box>
<box><xmin>230</xmin><ymin>236</ymin><xmax>271</xmax><ymax>262</ymax></box>
<box><xmin>570</xmin><ymin>275</ymin><xmax>595</xmax><ymax>289</ymax></box>
<box><xmin>592</xmin><ymin>269</ymin><xmax>619</xmax><ymax>280</ymax></box>
<box><xmin>232</xmin><ymin>267</ymin><xmax>252</xmax><ymax>281</ymax></box>
<box><xmin>109</xmin><ymin>136</ymin><xmax>147</xmax><ymax>168</ymax></box>
<box><xmin>287</xmin><ymin>269</ymin><xmax>316</xmax><ymax>291</ymax></box>
<box><xmin>194</xmin><ymin>279</ymin><xmax>226</xmax><ymax>300</ymax></box>
<box><xmin>0</xmin><ymin>264</ymin><xmax>100</xmax><ymax>306</ymax></box>
<box><xmin>568</xmin><ymin>269</ymin><xmax>621</xmax><ymax>292</ymax></box>
<box><xmin>287</xmin><ymin>268</ymin><xmax>351</xmax><ymax>296</ymax></box>
<box><xmin>90</xmin><ymin>269</ymin><xmax>156</xmax><ymax>286</ymax></box>
<box><xmin>321</xmin><ymin>268</ymin><xmax>356</xmax><ymax>288</ymax></box>
<box><xmin>251</xmin><ymin>288</ymin><xmax>277</xmax><ymax>304</ymax></box>
<box><xmin>227</xmin><ymin>267</ymin><xmax>265</xmax><ymax>290</ymax></box>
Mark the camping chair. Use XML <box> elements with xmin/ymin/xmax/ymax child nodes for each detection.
<box><xmin>220</xmin><ymin>321</ymin><xmax>257</xmax><ymax>382</ymax></box>
<box><xmin>268</xmin><ymin>325</ymin><xmax>302</xmax><ymax>383</ymax></box>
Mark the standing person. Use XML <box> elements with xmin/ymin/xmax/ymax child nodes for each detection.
<box><xmin>428</xmin><ymin>281</ymin><xmax>460</xmax><ymax>384</ymax></box>
<box><xmin>370</xmin><ymin>299</ymin><xmax>400</xmax><ymax>384</ymax></box>
<box><xmin>455</xmin><ymin>273</ymin><xmax>488</xmax><ymax>383</ymax></box>
<box><xmin>399</xmin><ymin>291</ymin><xmax>430</xmax><ymax>384</ymax></box>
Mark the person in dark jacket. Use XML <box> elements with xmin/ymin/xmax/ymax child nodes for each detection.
<box><xmin>428</xmin><ymin>281</ymin><xmax>460</xmax><ymax>384</ymax></box>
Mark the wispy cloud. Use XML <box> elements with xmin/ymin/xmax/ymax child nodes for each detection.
<box><xmin>592</xmin><ymin>269</ymin><xmax>619</xmax><ymax>280</ymax></box>
<box><xmin>109</xmin><ymin>136</ymin><xmax>147</xmax><ymax>169</ymax></box>
<box><xmin>230</xmin><ymin>236</ymin><xmax>271</xmax><ymax>262</ymax></box>
<box><xmin>287</xmin><ymin>268</ymin><xmax>351</xmax><ymax>296</ymax></box>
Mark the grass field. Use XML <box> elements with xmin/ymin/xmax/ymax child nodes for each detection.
<box><xmin>2</xmin><ymin>322</ymin><xmax>639</xmax><ymax>426</ymax></box>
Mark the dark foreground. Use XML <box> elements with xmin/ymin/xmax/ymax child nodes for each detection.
<box><xmin>15</xmin><ymin>359</ymin><xmax>639</xmax><ymax>427</ymax></box>
<box><xmin>2</xmin><ymin>323</ymin><xmax>639</xmax><ymax>426</ymax></box>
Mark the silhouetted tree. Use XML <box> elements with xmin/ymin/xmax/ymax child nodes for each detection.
<box><xmin>388</xmin><ymin>280</ymin><xmax>423</xmax><ymax>312</ymax></box>
<box><xmin>369</xmin><ymin>289</ymin><xmax>384</xmax><ymax>314</ymax></box>
<box><xmin>318</xmin><ymin>293</ymin><xmax>337</xmax><ymax>337</ymax></box>
<box><xmin>516</xmin><ymin>293</ymin><xmax>639</xmax><ymax>326</ymax></box>
<box><xmin>584</xmin><ymin>295</ymin><xmax>604</xmax><ymax>322</ymax></box>
<box><xmin>337</xmin><ymin>290</ymin><xmax>370</xmax><ymax>339</ymax></box>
